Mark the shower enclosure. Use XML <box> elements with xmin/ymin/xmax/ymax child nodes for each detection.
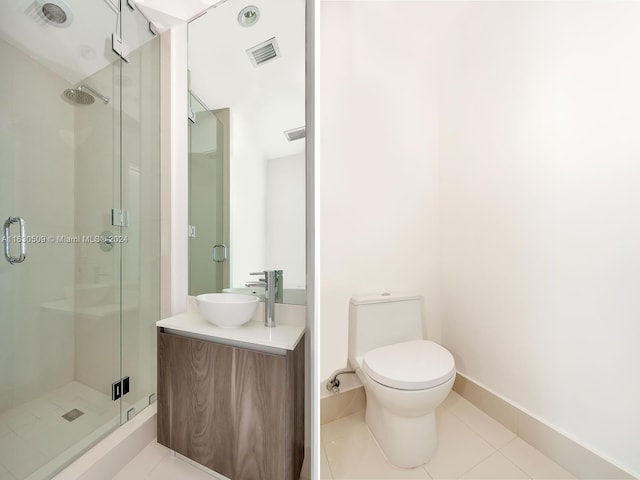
<box><xmin>0</xmin><ymin>1</ymin><xmax>160</xmax><ymax>479</ymax></box>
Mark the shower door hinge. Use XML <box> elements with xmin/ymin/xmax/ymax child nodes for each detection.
<box><xmin>112</xmin><ymin>376</ymin><xmax>130</xmax><ymax>401</ymax></box>
<box><xmin>112</xmin><ymin>209</ymin><xmax>129</xmax><ymax>227</ymax></box>
<box><xmin>188</xmin><ymin>107</ymin><xmax>196</xmax><ymax>123</ymax></box>
<box><xmin>112</xmin><ymin>33</ymin><xmax>130</xmax><ymax>62</ymax></box>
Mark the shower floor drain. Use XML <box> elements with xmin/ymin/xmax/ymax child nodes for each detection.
<box><xmin>62</xmin><ymin>408</ymin><xmax>84</xmax><ymax>422</ymax></box>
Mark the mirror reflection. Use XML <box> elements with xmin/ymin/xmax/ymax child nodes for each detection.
<box><xmin>188</xmin><ymin>97</ymin><xmax>230</xmax><ymax>296</ymax></box>
<box><xmin>187</xmin><ymin>0</ymin><xmax>306</xmax><ymax>304</ymax></box>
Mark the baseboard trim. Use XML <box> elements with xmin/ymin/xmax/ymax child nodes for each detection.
<box><xmin>321</xmin><ymin>373</ymin><xmax>635</xmax><ymax>478</ymax></box>
<box><xmin>320</xmin><ymin>386</ymin><xmax>366</xmax><ymax>425</ymax></box>
<box><xmin>454</xmin><ymin>373</ymin><xmax>635</xmax><ymax>479</ymax></box>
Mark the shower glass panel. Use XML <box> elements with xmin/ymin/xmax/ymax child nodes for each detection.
<box><xmin>188</xmin><ymin>94</ymin><xmax>228</xmax><ymax>295</ymax></box>
<box><xmin>0</xmin><ymin>1</ymin><xmax>160</xmax><ymax>478</ymax></box>
<box><xmin>119</xmin><ymin>2</ymin><xmax>161</xmax><ymax>425</ymax></box>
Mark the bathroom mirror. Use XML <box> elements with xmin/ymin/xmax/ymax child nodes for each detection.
<box><xmin>187</xmin><ymin>0</ymin><xmax>306</xmax><ymax>305</ymax></box>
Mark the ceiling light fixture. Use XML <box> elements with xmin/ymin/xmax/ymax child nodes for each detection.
<box><xmin>35</xmin><ymin>0</ymin><xmax>74</xmax><ymax>27</ymax></box>
<box><xmin>237</xmin><ymin>5</ymin><xmax>260</xmax><ymax>27</ymax></box>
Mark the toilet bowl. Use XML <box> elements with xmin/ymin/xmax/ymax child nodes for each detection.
<box><xmin>348</xmin><ymin>293</ymin><xmax>455</xmax><ymax>468</ymax></box>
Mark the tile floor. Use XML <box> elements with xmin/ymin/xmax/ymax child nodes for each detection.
<box><xmin>321</xmin><ymin>391</ymin><xmax>576</xmax><ymax>479</ymax></box>
<box><xmin>0</xmin><ymin>382</ymin><xmax>120</xmax><ymax>480</ymax></box>
<box><xmin>114</xmin><ymin>441</ymin><xmax>227</xmax><ymax>480</ymax></box>
<box><xmin>114</xmin><ymin>390</ymin><xmax>576</xmax><ymax>480</ymax></box>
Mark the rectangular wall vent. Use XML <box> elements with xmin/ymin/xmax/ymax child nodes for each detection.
<box><xmin>284</xmin><ymin>126</ymin><xmax>306</xmax><ymax>141</ymax></box>
<box><xmin>247</xmin><ymin>37</ymin><xmax>281</xmax><ymax>67</ymax></box>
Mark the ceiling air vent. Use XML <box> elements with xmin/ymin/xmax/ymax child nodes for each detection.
<box><xmin>247</xmin><ymin>37</ymin><xmax>281</xmax><ymax>67</ymax></box>
<box><xmin>284</xmin><ymin>126</ymin><xmax>306</xmax><ymax>142</ymax></box>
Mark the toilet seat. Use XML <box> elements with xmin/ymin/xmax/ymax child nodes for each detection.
<box><xmin>362</xmin><ymin>340</ymin><xmax>455</xmax><ymax>390</ymax></box>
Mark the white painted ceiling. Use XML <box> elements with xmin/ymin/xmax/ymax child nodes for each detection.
<box><xmin>0</xmin><ymin>0</ymin><xmax>304</xmax><ymax>160</ymax></box>
<box><xmin>134</xmin><ymin>0</ymin><xmax>221</xmax><ymax>31</ymax></box>
<box><xmin>187</xmin><ymin>0</ymin><xmax>306</xmax><ymax>160</ymax></box>
<box><xmin>0</xmin><ymin>0</ymin><xmax>154</xmax><ymax>84</ymax></box>
<box><xmin>119</xmin><ymin>0</ymin><xmax>306</xmax><ymax>160</ymax></box>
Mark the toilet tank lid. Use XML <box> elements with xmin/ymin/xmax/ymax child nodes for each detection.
<box><xmin>350</xmin><ymin>292</ymin><xmax>422</xmax><ymax>305</ymax></box>
<box><xmin>362</xmin><ymin>340</ymin><xmax>455</xmax><ymax>390</ymax></box>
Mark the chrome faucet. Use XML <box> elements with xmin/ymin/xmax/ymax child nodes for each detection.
<box><xmin>246</xmin><ymin>270</ymin><xmax>283</xmax><ymax>327</ymax></box>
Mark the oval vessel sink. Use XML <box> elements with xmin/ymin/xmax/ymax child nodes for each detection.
<box><xmin>196</xmin><ymin>293</ymin><xmax>260</xmax><ymax>328</ymax></box>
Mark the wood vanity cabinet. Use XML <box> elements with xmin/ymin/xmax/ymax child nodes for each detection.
<box><xmin>157</xmin><ymin>328</ymin><xmax>305</xmax><ymax>480</ymax></box>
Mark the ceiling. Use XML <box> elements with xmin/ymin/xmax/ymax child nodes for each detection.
<box><xmin>187</xmin><ymin>0</ymin><xmax>306</xmax><ymax>160</ymax></box>
<box><xmin>0</xmin><ymin>0</ymin><xmax>117</xmax><ymax>84</ymax></box>
<box><xmin>0</xmin><ymin>0</ymin><xmax>155</xmax><ymax>84</ymax></box>
<box><xmin>0</xmin><ymin>0</ymin><xmax>305</xmax><ymax>160</ymax></box>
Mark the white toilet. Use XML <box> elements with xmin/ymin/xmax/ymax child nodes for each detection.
<box><xmin>348</xmin><ymin>292</ymin><xmax>455</xmax><ymax>468</ymax></box>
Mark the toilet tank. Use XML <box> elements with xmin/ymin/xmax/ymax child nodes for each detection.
<box><xmin>348</xmin><ymin>292</ymin><xmax>424</xmax><ymax>369</ymax></box>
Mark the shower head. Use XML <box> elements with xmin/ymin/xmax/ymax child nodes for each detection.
<box><xmin>63</xmin><ymin>88</ymin><xmax>94</xmax><ymax>105</ymax></box>
<box><xmin>62</xmin><ymin>84</ymin><xmax>110</xmax><ymax>106</ymax></box>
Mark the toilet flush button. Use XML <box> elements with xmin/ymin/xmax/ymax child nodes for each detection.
<box><xmin>381</xmin><ymin>292</ymin><xmax>390</xmax><ymax>296</ymax></box>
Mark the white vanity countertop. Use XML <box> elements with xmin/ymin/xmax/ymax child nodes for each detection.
<box><xmin>156</xmin><ymin>309</ymin><xmax>305</xmax><ymax>353</ymax></box>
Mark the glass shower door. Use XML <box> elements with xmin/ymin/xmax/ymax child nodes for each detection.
<box><xmin>188</xmin><ymin>93</ymin><xmax>229</xmax><ymax>295</ymax></box>
<box><xmin>119</xmin><ymin>5</ymin><xmax>161</xmax><ymax>423</ymax></box>
<box><xmin>0</xmin><ymin>1</ymin><xmax>159</xmax><ymax>478</ymax></box>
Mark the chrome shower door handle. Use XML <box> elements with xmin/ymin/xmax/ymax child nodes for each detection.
<box><xmin>3</xmin><ymin>218</ymin><xmax>10</xmax><ymax>263</ymax></box>
<box><xmin>212</xmin><ymin>243</ymin><xmax>227</xmax><ymax>263</ymax></box>
<box><xmin>3</xmin><ymin>216</ymin><xmax>27</xmax><ymax>264</ymax></box>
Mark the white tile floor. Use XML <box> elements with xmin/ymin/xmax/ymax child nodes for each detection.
<box><xmin>114</xmin><ymin>390</ymin><xmax>576</xmax><ymax>480</ymax></box>
<box><xmin>320</xmin><ymin>391</ymin><xmax>576</xmax><ymax>480</ymax></box>
<box><xmin>114</xmin><ymin>441</ymin><xmax>226</xmax><ymax>480</ymax></box>
<box><xmin>0</xmin><ymin>382</ymin><xmax>120</xmax><ymax>480</ymax></box>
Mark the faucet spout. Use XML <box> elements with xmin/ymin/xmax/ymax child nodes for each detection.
<box><xmin>246</xmin><ymin>270</ymin><xmax>282</xmax><ymax>327</ymax></box>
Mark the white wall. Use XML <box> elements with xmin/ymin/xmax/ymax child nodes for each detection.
<box><xmin>166</xmin><ymin>24</ymin><xmax>190</xmax><ymax>315</ymax></box>
<box><xmin>437</xmin><ymin>2</ymin><xmax>640</xmax><ymax>476</ymax></box>
<box><xmin>230</xmin><ymin>111</ymin><xmax>266</xmax><ymax>287</ymax></box>
<box><xmin>321</xmin><ymin>1</ymin><xmax>640</xmax><ymax>476</ymax></box>
<box><xmin>320</xmin><ymin>2</ymin><xmax>442</xmax><ymax>380</ymax></box>
<box><xmin>265</xmin><ymin>153</ymin><xmax>306</xmax><ymax>289</ymax></box>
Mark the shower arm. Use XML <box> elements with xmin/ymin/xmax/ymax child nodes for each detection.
<box><xmin>79</xmin><ymin>84</ymin><xmax>110</xmax><ymax>104</ymax></box>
